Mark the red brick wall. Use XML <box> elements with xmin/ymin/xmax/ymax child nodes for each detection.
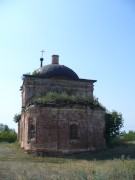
<box><xmin>19</xmin><ymin>76</ymin><xmax>105</xmax><ymax>153</ymax></box>
<box><xmin>22</xmin><ymin>77</ymin><xmax>94</xmax><ymax>107</ymax></box>
<box><xmin>19</xmin><ymin>104</ymin><xmax>105</xmax><ymax>153</ymax></box>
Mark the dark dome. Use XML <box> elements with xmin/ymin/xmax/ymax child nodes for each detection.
<box><xmin>37</xmin><ymin>64</ymin><xmax>79</xmax><ymax>80</ymax></box>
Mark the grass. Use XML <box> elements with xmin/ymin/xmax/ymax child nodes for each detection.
<box><xmin>0</xmin><ymin>142</ymin><xmax>135</xmax><ymax>179</ymax></box>
<box><xmin>30</xmin><ymin>91</ymin><xmax>105</xmax><ymax>110</ymax></box>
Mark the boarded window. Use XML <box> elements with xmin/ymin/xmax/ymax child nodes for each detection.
<box><xmin>30</xmin><ymin>124</ymin><xmax>36</xmax><ymax>139</ymax></box>
<box><xmin>70</xmin><ymin>124</ymin><xmax>78</xmax><ymax>139</ymax></box>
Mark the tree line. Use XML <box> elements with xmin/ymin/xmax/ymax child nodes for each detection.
<box><xmin>0</xmin><ymin>123</ymin><xmax>17</xmax><ymax>143</ymax></box>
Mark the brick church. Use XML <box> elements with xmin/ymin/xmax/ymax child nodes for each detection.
<box><xmin>18</xmin><ymin>55</ymin><xmax>106</xmax><ymax>154</ymax></box>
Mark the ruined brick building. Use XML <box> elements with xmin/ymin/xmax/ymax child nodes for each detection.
<box><xmin>18</xmin><ymin>55</ymin><xmax>106</xmax><ymax>153</ymax></box>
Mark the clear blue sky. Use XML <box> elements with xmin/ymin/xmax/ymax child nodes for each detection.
<box><xmin>0</xmin><ymin>0</ymin><xmax>135</xmax><ymax>132</ymax></box>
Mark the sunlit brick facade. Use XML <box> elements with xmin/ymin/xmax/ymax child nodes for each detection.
<box><xmin>19</xmin><ymin>55</ymin><xmax>105</xmax><ymax>154</ymax></box>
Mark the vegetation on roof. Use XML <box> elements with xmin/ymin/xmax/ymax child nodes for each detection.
<box><xmin>32</xmin><ymin>70</ymin><xmax>41</xmax><ymax>76</ymax></box>
<box><xmin>31</xmin><ymin>90</ymin><xmax>105</xmax><ymax>110</ymax></box>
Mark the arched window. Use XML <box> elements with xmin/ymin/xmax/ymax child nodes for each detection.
<box><xmin>70</xmin><ymin>124</ymin><xmax>78</xmax><ymax>139</ymax></box>
<box><xmin>30</xmin><ymin>124</ymin><xmax>35</xmax><ymax>139</ymax></box>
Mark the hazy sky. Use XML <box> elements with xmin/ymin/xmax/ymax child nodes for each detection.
<box><xmin>0</xmin><ymin>0</ymin><xmax>135</xmax><ymax>132</ymax></box>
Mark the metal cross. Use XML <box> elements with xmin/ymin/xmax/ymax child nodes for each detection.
<box><xmin>41</xmin><ymin>49</ymin><xmax>45</xmax><ymax>57</ymax></box>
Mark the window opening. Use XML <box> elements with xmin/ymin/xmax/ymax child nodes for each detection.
<box><xmin>70</xmin><ymin>124</ymin><xmax>78</xmax><ymax>139</ymax></box>
<box><xmin>30</xmin><ymin>124</ymin><xmax>35</xmax><ymax>139</ymax></box>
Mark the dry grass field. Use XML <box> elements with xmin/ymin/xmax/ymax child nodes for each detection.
<box><xmin>0</xmin><ymin>142</ymin><xmax>135</xmax><ymax>180</ymax></box>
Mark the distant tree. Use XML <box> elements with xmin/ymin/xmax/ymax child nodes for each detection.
<box><xmin>13</xmin><ymin>113</ymin><xmax>21</xmax><ymax>123</ymax></box>
<box><xmin>4</xmin><ymin>125</ymin><xmax>10</xmax><ymax>132</ymax></box>
<box><xmin>0</xmin><ymin>123</ymin><xmax>15</xmax><ymax>133</ymax></box>
<box><xmin>105</xmin><ymin>110</ymin><xmax>124</xmax><ymax>143</ymax></box>
<box><xmin>0</xmin><ymin>123</ymin><xmax>5</xmax><ymax>132</ymax></box>
<box><xmin>122</xmin><ymin>130</ymin><xmax>135</xmax><ymax>141</ymax></box>
<box><xmin>0</xmin><ymin>123</ymin><xmax>17</xmax><ymax>143</ymax></box>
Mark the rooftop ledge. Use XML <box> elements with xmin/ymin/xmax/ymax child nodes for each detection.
<box><xmin>23</xmin><ymin>74</ymin><xmax>97</xmax><ymax>83</ymax></box>
<box><xmin>22</xmin><ymin>101</ymin><xmax>105</xmax><ymax>111</ymax></box>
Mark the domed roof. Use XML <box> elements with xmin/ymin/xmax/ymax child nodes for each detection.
<box><xmin>36</xmin><ymin>55</ymin><xmax>79</xmax><ymax>80</ymax></box>
<box><xmin>37</xmin><ymin>64</ymin><xmax>79</xmax><ymax>80</ymax></box>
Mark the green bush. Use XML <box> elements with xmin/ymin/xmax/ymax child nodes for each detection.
<box><xmin>0</xmin><ymin>131</ymin><xmax>17</xmax><ymax>143</ymax></box>
<box><xmin>0</xmin><ymin>123</ymin><xmax>17</xmax><ymax>143</ymax></box>
<box><xmin>122</xmin><ymin>131</ymin><xmax>135</xmax><ymax>141</ymax></box>
<box><xmin>105</xmin><ymin>111</ymin><xmax>124</xmax><ymax>143</ymax></box>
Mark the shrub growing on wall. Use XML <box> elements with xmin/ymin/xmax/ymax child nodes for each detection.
<box><xmin>13</xmin><ymin>114</ymin><xmax>21</xmax><ymax>123</ymax></box>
